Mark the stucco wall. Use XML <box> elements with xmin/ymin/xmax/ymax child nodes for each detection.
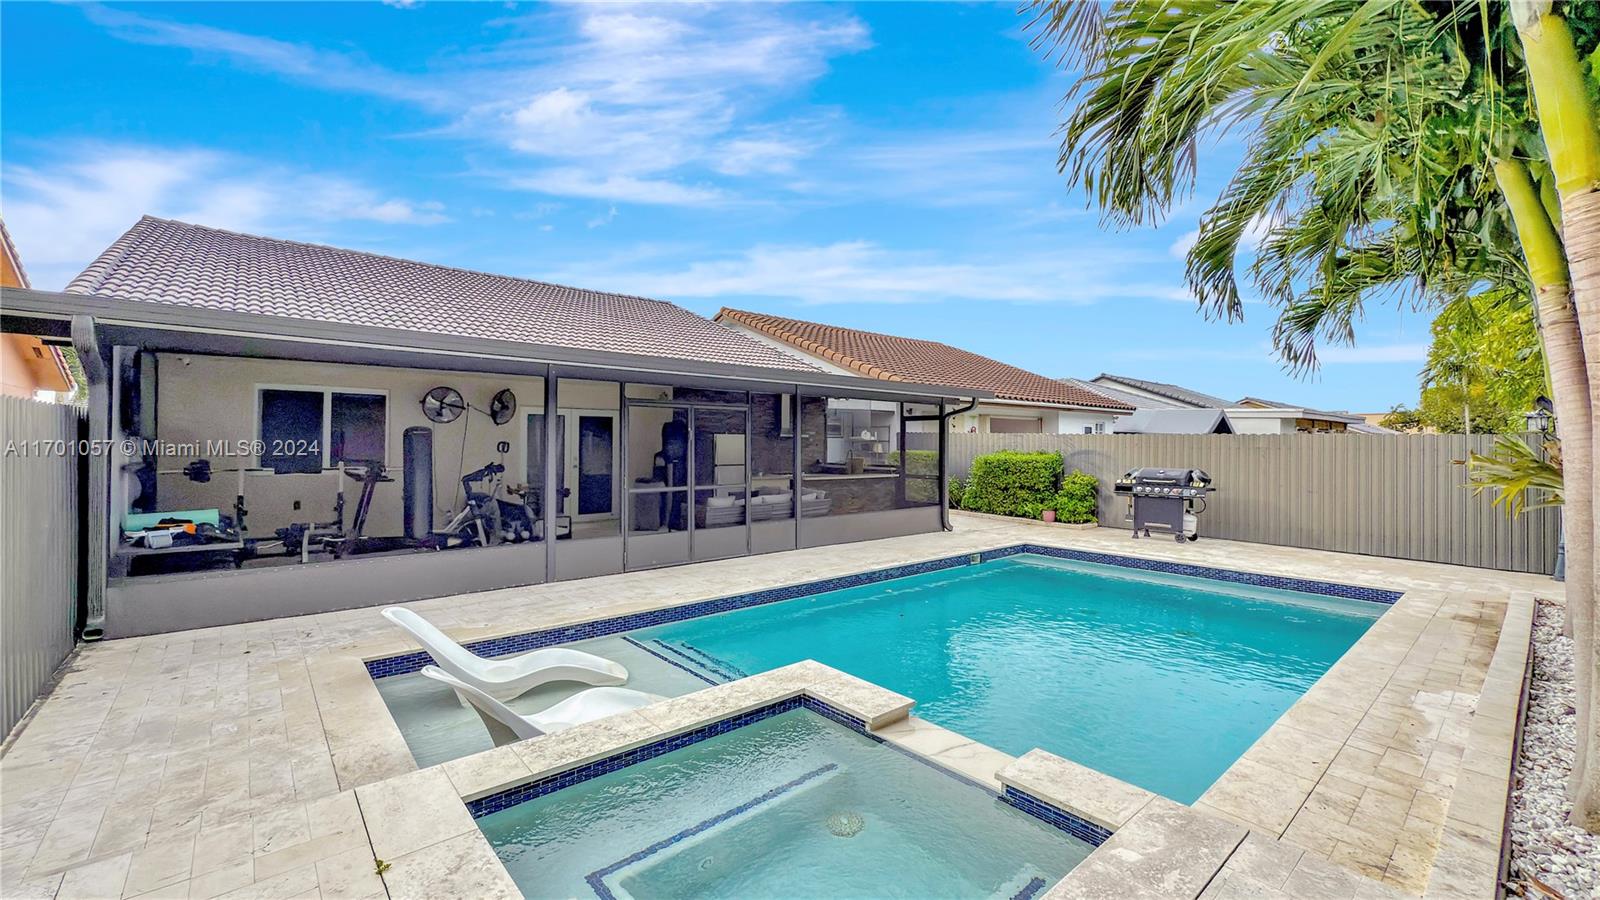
<box><xmin>153</xmin><ymin>353</ymin><xmax>547</xmax><ymax>539</ymax></box>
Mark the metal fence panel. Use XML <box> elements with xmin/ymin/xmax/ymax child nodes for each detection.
<box><xmin>924</xmin><ymin>432</ymin><xmax>1559</xmax><ymax>575</ymax></box>
<box><xmin>2</xmin><ymin>397</ymin><xmax>82</xmax><ymax>738</ymax></box>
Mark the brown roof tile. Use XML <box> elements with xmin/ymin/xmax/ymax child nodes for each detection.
<box><xmin>67</xmin><ymin>217</ymin><xmax>820</xmax><ymax>373</ymax></box>
<box><xmin>716</xmin><ymin>308</ymin><xmax>1133</xmax><ymax>410</ymax></box>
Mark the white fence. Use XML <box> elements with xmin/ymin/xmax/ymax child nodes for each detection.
<box><xmin>2</xmin><ymin>397</ymin><xmax>83</xmax><ymax>738</ymax></box>
<box><xmin>917</xmin><ymin>432</ymin><xmax>1560</xmax><ymax>575</ymax></box>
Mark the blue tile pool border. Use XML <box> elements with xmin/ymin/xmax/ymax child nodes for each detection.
<box><xmin>366</xmin><ymin>543</ymin><xmax>1401</xmax><ymax>679</ymax></box>
<box><xmin>582</xmin><ymin>761</ymin><xmax>840</xmax><ymax>900</ymax></box>
<box><xmin>1000</xmin><ymin>786</ymin><xmax>1114</xmax><ymax>847</ymax></box>
<box><xmin>465</xmin><ymin>696</ymin><xmax>865</xmax><ymax>819</ymax></box>
<box><xmin>466</xmin><ymin>695</ymin><xmax>1111</xmax><ymax>852</ymax></box>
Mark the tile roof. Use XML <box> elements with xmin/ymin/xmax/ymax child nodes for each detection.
<box><xmin>1091</xmin><ymin>374</ymin><xmax>1233</xmax><ymax>409</ymax></box>
<box><xmin>716</xmin><ymin>308</ymin><xmax>1133</xmax><ymax>410</ymax></box>
<box><xmin>1058</xmin><ymin>377</ymin><xmax>1177</xmax><ymax>411</ymax></box>
<box><xmin>66</xmin><ymin>217</ymin><xmax>820</xmax><ymax>373</ymax></box>
<box><xmin>0</xmin><ymin>217</ymin><xmax>28</xmax><ymax>289</ymax></box>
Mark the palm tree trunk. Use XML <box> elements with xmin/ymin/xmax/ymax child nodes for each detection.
<box><xmin>1496</xmin><ymin>152</ymin><xmax>1598</xmax><ymax>829</ymax></box>
<box><xmin>1566</xmin><ymin>190</ymin><xmax>1600</xmax><ymax>830</ymax></box>
<box><xmin>1513</xmin><ymin>2</ymin><xmax>1600</xmax><ymax>830</ymax></box>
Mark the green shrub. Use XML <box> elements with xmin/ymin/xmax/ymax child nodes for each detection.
<box><xmin>886</xmin><ymin>450</ymin><xmax>939</xmax><ymax>476</ymax></box>
<box><xmin>963</xmin><ymin>450</ymin><xmax>1063</xmax><ymax>518</ymax></box>
<box><xmin>948</xmin><ymin>477</ymin><xmax>966</xmax><ymax>509</ymax></box>
<box><xmin>1048</xmin><ymin>470</ymin><xmax>1099</xmax><ymax>523</ymax></box>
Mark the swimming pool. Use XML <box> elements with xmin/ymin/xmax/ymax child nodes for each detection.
<box><xmin>476</xmin><ymin>706</ymin><xmax>1092</xmax><ymax>899</ymax></box>
<box><xmin>631</xmin><ymin>554</ymin><xmax>1382</xmax><ymax>802</ymax></box>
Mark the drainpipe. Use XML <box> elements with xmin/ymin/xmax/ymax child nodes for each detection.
<box><xmin>71</xmin><ymin>315</ymin><xmax>108</xmax><ymax>640</ymax></box>
<box><xmin>903</xmin><ymin>398</ymin><xmax>977</xmax><ymax>531</ymax></box>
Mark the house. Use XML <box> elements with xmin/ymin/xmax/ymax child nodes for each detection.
<box><xmin>1084</xmin><ymin>374</ymin><xmax>1367</xmax><ymax>434</ymax></box>
<box><xmin>0</xmin><ymin>219</ymin><xmax>75</xmax><ymax>399</ymax></box>
<box><xmin>1111</xmin><ymin>408</ymin><xmax>1235</xmax><ymax>435</ymax></box>
<box><xmin>715</xmin><ymin>309</ymin><xmax>1133</xmax><ymax>434</ymax></box>
<box><xmin>0</xmin><ymin>217</ymin><xmax>983</xmax><ymax>638</ymax></box>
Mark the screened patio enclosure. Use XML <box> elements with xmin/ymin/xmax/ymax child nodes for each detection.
<box><xmin>1</xmin><ymin>286</ymin><xmax>975</xmax><ymax>638</ymax></box>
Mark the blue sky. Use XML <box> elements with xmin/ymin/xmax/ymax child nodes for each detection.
<box><xmin>1</xmin><ymin>2</ymin><xmax>1433</xmax><ymax>411</ymax></box>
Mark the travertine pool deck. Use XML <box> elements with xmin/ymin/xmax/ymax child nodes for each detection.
<box><xmin>0</xmin><ymin>513</ymin><xmax>1551</xmax><ymax>898</ymax></box>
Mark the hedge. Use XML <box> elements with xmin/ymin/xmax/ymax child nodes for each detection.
<box><xmin>885</xmin><ymin>450</ymin><xmax>939</xmax><ymax>476</ymax></box>
<box><xmin>1048</xmin><ymin>470</ymin><xmax>1099</xmax><ymax>523</ymax></box>
<box><xmin>962</xmin><ymin>450</ymin><xmax>1062</xmax><ymax>519</ymax></box>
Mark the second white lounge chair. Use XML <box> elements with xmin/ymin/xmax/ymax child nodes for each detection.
<box><xmin>421</xmin><ymin>666</ymin><xmax>663</xmax><ymax>746</ymax></box>
<box><xmin>382</xmin><ymin>607</ymin><xmax>629</xmax><ymax>701</ymax></box>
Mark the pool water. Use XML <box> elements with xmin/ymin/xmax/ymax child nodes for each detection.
<box><xmin>477</xmin><ymin>709</ymin><xmax>1091</xmax><ymax>899</ymax></box>
<box><xmin>635</xmin><ymin>555</ymin><xmax>1382</xmax><ymax>802</ymax></box>
<box><xmin>375</xmin><ymin>634</ymin><xmax>712</xmax><ymax>768</ymax></box>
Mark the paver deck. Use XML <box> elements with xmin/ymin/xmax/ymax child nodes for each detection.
<box><xmin>0</xmin><ymin>513</ymin><xmax>1552</xmax><ymax>898</ymax></box>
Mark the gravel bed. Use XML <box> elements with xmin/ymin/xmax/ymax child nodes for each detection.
<box><xmin>1506</xmin><ymin>599</ymin><xmax>1599</xmax><ymax>899</ymax></box>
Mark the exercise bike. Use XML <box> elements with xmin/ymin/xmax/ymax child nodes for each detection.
<box><xmin>433</xmin><ymin>460</ymin><xmax>505</xmax><ymax>548</ymax></box>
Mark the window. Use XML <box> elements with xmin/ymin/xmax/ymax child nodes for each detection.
<box><xmin>331</xmin><ymin>392</ymin><xmax>386</xmax><ymax>464</ymax></box>
<box><xmin>1082</xmin><ymin>426</ymin><xmax>1093</xmax><ymax>435</ymax></box>
<box><xmin>257</xmin><ymin>386</ymin><xmax>387</xmax><ymax>474</ymax></box>
<box><xmin>800</xmin><ymin>396</ymin><xmax>938</xmax><ymax>515</ymax></box>
<box><xmin>1094</xmin><ymin>422</ymin><xmax>1106</xmax><ymax>434</ymax></box>
<box><xmin>259</xmin><ymin>389</ymin><xmax>324</xmax><ymax>474</ymax></box>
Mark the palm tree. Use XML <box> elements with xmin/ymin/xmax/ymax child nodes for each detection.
<box><xmin>1031</xmin><ymin>0</ymin><xmax>1600</xmax><ymax>828</ymax></box>
<box><xmin>1511</xmin><ymin>0</ymin><xmax>1600</xmax><ymax>826</ymax></box>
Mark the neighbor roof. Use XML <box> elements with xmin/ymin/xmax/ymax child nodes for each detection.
<box><xmin>716</xmin><ymin>308</ymin><xmax>1133</xmax><ymax>410</ymax></box>
<box><xmin>1235</xmin><ymin>396</ymin><xmax>1364</xmax><ymax>424</ymax></box>
<box><xmin>1092</xmin><ymin>373</ymin><xmax>1232</xmax><ymax>409</ymax></box>
<box><xmin>66</xmin><ymin>217</ymin><xmax>820</xmax><ymax>373</ymax></box>
<box><xmin>1112</xmin><ymin>409</ymin><xmax>1235</xmax><ymax>435</ymax></box>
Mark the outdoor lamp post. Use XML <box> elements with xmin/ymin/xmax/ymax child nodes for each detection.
<box><xmin>1523</xmin><ymin>406</ymin><xmax>1553</xmax><ymax>434</ymax></box>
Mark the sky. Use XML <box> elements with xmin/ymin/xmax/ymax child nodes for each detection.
<box><xmin>1</xmin><ymin>2</ymin><xmax>1435</xmax><ymax>412</ymax></box>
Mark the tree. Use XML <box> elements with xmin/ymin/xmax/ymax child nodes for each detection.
<box><xmin>1511</xmin><ymin>0</ymin><xmax>1600</xmax><ymax>828</ymax></box>
<box><xmin>1031</xmin><ymin>0</ymin><xmax>1600</xmax><ymax>828</ymax></box>
<box><xmin>1416</xmin><ymin>292</ymin><xmax>1546</xmax><ymax>434</ymax></box>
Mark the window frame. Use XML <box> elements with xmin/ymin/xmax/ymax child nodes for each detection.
<box><xmin>253</xmin><ymin>383</ymin><xmax>390</xmax><ymax>472</ymax></box>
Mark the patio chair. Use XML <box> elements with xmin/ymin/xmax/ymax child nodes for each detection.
<box><xmin>382</xmin><ymin>607</ymin><xmax>629</xmax><ymax>701</ymax></box>
<box><xmin>420</xmin><ymin>666</ymin><xmax>663</xmax><ymax>746</ymax></box>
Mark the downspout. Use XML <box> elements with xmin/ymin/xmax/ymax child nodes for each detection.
<box><xmin>71</xmin><ymin>315</ymin><xmax>108</xmax><ymax>640</ymax></box>
<box><xmin>903</xmin><ymin>397</ymin><xmax>978</xmax><ymax>531</ymax></box>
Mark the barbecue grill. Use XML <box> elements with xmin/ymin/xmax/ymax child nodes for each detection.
<box><xmin>1113</xmin><ymin>467</ymin><xmax>1215</xmax><ymax>542</ymax></box>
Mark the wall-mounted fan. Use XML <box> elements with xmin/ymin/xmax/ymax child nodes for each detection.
<box><xmin>422</xmin><ymin>386</ymin><xmax>467</xmax><ymax>423</ymax></box>
<box><xmin>489</xmin><ymin>389</ymin><xmax>517</xmax><ymax>426</ymax></box>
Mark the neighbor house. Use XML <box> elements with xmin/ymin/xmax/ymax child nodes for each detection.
<box><xmin>1083</xmin><ymin>374</ymin><xmax>1368</xmax><ymax>434</ymax></box>
<box><xmin>715</xmin><ymin>309</ymin><xmax>1133</xmax><ymax>434</ymax></box>
<box><xmin>0</xmin><ymin>219</ymin><xmax>75</xmax><ymax>400</ymax></box>
<box><xmin>0</xmin><ymin>217</ymin><xmax>985</xmax><ymax>638</ymax></box>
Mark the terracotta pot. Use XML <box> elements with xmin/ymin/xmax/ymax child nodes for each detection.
<box><xmin>1041</xmin><ymin>509</ymin><xmax>1057</xmax><ymax>523</ymax></box>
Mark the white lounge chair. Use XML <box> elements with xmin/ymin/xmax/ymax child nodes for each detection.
<box><xmin>420</xmin><ymin>666</ymin><xmax>663</xmax><ymax>746</ymax></box>
<box><xmin>382</xmin><ymin>607</ymin><xmax>629</xmax><ymax>701</ymax></box>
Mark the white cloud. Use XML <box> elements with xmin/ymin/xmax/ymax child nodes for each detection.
<box><xmin>1318</xmin><ymin>344</ymin><xmax>1428</xmax><ymax>364</ymax></box>
<box><xmin>550</xmin><ymin>240</ymin><xmax>1184</xmax><ymax>307</ymax></box>
<box><xmin>81</xmin><ymin>5</ymin><xmax>446</xmax><ymax>107</ymax></box>
<box><xmin>1169</xmin><ymin>229</ymin><xmax>1199</xmax><ymax>258</ymax></box>
<box><xmin>509</xmin><ymin>170</ymin><xmax>723</xmax><ymax>206</ymax></box>
<box><xmin>81</xmin><ymin>4</ymin><xmax>871</xmax><ymax>205</ymax></box>
<box><xmin>715</xmin><ymin>137</ymin><xmax>811</xmax><ymax>177</ymax></box>
<box><xmin>2</xmin><ymin>143</ymin><xmax>447</xmax><ymax>289</ymax></box>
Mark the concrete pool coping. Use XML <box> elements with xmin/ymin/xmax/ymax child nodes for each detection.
<box><xmin>0</xmin><ymin>514</ymin><xmax>1547</xmax><ymax>898</ymax></box>
<box><xmin>375</xmin><ymin>659</ymin><xmax>1148</xmax><ymax>897</ymax></box>
<box><xmin>322</xmin><ymin>542</ymin><xmax>1475</xmax><ymax>897</ymax></box>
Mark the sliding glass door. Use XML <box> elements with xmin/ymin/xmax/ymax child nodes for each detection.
<box><xmin>623</xmin><ymin>397</ymin><xmax>752</xmax><ymax>569</ymax></box>
<box><xmin>691</xmin><ymin>407</ymin><xmax>749</xmax><ymax>562</ymax></box>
